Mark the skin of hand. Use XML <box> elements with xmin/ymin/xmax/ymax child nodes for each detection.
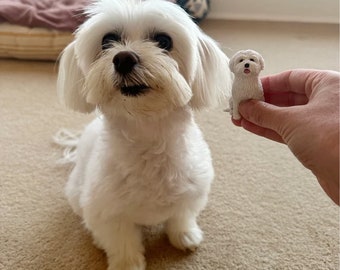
<box><xmin>232</xmin><ymin>69</ymin><xmax>339</xmax><ymax>205</ymax></box>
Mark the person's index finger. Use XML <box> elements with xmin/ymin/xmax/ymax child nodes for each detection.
<box><xmin>261</xmin><ymin>69</ymin><xmax>322</xmax><ymax>97</ymax></box>
<box><xmin>264</xmin><ymin>91</ymin><xmax>308</xmax><ymax>107</ymax></box>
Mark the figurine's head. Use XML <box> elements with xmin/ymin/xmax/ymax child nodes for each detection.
<box><xmin>229</xmin><ymin>49</ymin><xmax>264</xmax><ymax>77</ymax></box>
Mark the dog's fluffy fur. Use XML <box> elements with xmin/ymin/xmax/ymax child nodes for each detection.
<box><xmin>228</xmin><ymin>49</ymin><xmax>264</xmax><ymax>120</ymax></box>
<box><xmin>56</xmin><ymin>0</ymin><xmax>231</xmax><ymax>269</ymax></box>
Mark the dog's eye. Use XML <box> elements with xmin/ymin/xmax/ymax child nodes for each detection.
<box><xmin>102</xmin><ymin>33</ymin><xmax>121</xmax><ymax>50</ymax></box>
<box><xmin>239</xmin><ymin>59</ymin><xmax>244</xmax><ymax>63</ymax></box>
<box><xmin>153</xmin><ymin>33</ymin><xmax>172</xmax><ymax>51</ymax></box>
<box><xmin>250</xmin><ymin>58</ymin><xmax>255</xmax><ymax>62</ymax></box>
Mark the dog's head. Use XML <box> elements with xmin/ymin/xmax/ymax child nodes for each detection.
<box><xmin>57</xmin><ymin>0</ymin><xmax>231</xmax><ymax>118</ymax></box>
<box><xmin>229</xmin><ymin>49</ymin><xmax>264</xmax><ymax>77</ymax></box>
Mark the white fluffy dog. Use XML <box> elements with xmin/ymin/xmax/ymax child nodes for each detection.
<box><xmin>228</xmin><ymin>49</ymin><xmax>264</xmax><ymax>120</ymax></box>
<box><xmin>56</xmin><ymin>0</ymin><xmax>231</xmax><ymax>269</ymax></box>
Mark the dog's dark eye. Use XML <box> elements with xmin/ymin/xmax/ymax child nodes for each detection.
<box><xmin>102</xmin><ymin>33</ymin><xmax>121</xmax><ymax>50</ymax></box>
<box><xmin>250</xmin><ymin>58</ymin><xmax>255</xmax><ymax>62</ymax></box>
<box><xmin>153</xmin><ymin>33</ymin><xmax>172</xmax><ymax>51</ymax></box>
<box><xmin>239</xmin><ymin>59</ymin><xmax>244</xmax><ymax>63</ymax></box>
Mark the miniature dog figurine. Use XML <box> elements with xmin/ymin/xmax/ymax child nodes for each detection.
<box><xmin>228</xmin><ymin>49</ymin><xmax>264</xmax><ymax>120</ymax></box>
<box><xmin>55</xmin><ymin>0</ymin><xmax>232</xmax><ymax>269</ymax></box>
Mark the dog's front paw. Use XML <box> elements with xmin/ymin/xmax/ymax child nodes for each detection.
<box><xmin>107</xmin><ymin>252</ymin><xmax>146</xmax><ymax>270</ymax></box>
<box><xmin>167</xmin><ymin>226</ymin><xmax>203</xmax><ymax>251</ymax></box>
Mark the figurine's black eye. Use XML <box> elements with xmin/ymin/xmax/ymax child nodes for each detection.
<box><xmin>239</xmin><ymin>59</ymin><xmax>244</xmax><ymax>63</ymax></box>
<box><xmin>102</xmin><ymin>33</ymin><xmax>121</xmax><ymax>50</ymax></box>
<box><xmin>250</xmin><ymin>58</ymin><xmax>255</xmax><ymax>62</ymax></box>
<box><xmin>153</xmin><ymin>33</ymin><xmax>172</xmax><ymax>51</ymax></box>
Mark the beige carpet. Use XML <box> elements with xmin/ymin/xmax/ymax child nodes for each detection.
<box><xmin>1</xmin><ymin>20</ymin><xmax>339</xmax><ymax>270</ymax></box>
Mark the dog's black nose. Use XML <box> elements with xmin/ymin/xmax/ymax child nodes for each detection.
<box><xmin>113</xmin><ymin>51</ymin><xmax>139</xmax><ymax>74</ymax></box>
<box><xmin>244</xmin><ymin>63</ymin><xmax>250</xmax><ymax>68</ymax></box>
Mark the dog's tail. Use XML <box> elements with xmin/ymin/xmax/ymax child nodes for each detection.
<box><xmin>53</xmin><ymin>129</ymin><xmax>81</xmax><ymax>164</ymax></box>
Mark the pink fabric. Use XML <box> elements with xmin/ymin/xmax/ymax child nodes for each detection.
<box><xmin>0</xmin><ymin>0</ymin><xmax>178</xmax><ymax>31</ymax></box>
<box><xmin>0</xmin><ymin>0</ymin><xmax>89</xmax><ymax>31</ymax></box>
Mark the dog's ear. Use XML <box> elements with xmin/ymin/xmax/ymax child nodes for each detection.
<box><xmin>57</xmin><ymin>41</ymin><xmax>95</xmax><ymax>113</ymax></box>
<box><xmin>190</xmin><ymin>33</ymin><xmax>232</xmax><ymax>110</ymax></box>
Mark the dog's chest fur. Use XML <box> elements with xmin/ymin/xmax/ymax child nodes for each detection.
<box><xmin>232</xmin><ymin>76</ymin><xmax>263</xmax><ymax>100</ymax></box>
<box><xmin>85</xmin><ymin>112</ymin><xmax>212</xmax><ymax>225</ymax></box>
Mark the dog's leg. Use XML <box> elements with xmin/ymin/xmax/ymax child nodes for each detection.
<box><xmin>166</xmin><ymin>211</ymin><xmax>203</xmax><ymax>251</ymax></box>
<box><xmin>228</xmin><ymin>97</ymin><xmax>234</xmax><ymax>115</ymax></box>
<box><xmin>85</xmin><ymin>216</ymin><xmax>145</xmax><ymax>270</ymax></box>
<box><xmin>233</xmin><ymin>100</ymin><xmax>241</xmax><ymax>120</ymax></box>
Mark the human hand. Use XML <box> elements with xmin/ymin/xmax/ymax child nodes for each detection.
<box><xmin>232</xmin><ymin>69</ymin><xmax>339</xmax><ymax>205</ymax></box>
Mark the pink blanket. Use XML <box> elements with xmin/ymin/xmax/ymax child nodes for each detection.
<box><xmin>0</xmin><ymin>0</ymin><xmax>177</xmax><ymax>32</ymax></box>
<box><xmin>0</xmin><ymin>0</ymin><xmax>89</xmax><ymax>31</ymax></box>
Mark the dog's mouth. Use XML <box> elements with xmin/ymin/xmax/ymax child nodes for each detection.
<box><xmin>120</xmin><ymin>85</ymin><xmax>149</xmax><ymax>97</ymax></box>
<box><xmin>244</xmin><ymin>68</ymin><xmax>251</xmax><ymax>74</ymax></box>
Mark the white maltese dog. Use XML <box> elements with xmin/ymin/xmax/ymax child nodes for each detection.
<box><xmin>56</xmin><ymin>0</ymin><xmax>231</xmax><ymax>269</ymax></box>
<box><xmin>228</xmin><ymin>49</ymin><xmax>264</xmax><ymax>120</ymax></box>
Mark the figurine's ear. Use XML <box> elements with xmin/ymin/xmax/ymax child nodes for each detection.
<box><xmin>259</xmin><ymin>55</ymin><xmax>265</xmax><ymax>70</ymax></box>
<box><xmin>228</xmin><ymin>57</ymin><xmax>236</xmax><ymax>73</ymax></box>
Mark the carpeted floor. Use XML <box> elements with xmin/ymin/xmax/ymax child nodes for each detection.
<box><xmin>1</xmin><ymin>20</ymin><xmax>339</xmax><ymax>270</ymax></box>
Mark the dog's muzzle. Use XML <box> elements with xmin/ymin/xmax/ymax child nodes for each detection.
<box><xmin>113</xmin><ymin>51</ymin><xmax>149</xmax><ymax>97</ymax></box>
<box><xmin>244</xmin><ymin>63</ymin><xmax>251</xmax><ymax>74</ymax></box>
<box><xmin>120</xmin><ymin>85</ymin><xmax>149</xmax><ymax>97</ymax></box>
<box><xmin>113</xmin><ymin>51</ymin><xmax>139</xmax><ymax>75</ymax></box>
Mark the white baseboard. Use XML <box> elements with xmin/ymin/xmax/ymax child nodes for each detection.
<box><xmin>208</xmin><ymin>0</ymin><xmax>339</xmax><ymax>24</ymax></box>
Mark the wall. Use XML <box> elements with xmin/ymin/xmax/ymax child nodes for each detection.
<box><xmin>208</xmin><ymin>0</ymin><xmax>339</xmax><ymax>24</ymax></box>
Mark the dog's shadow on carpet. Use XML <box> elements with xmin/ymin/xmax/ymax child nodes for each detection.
<box><xmin>36</xmin><ymin>207</ymin><xmax>194</xmax><ymax>269</ymax></box>
<box><xmin>143</xmin><ymin>225</ymin><xmax>196</xmax><ymax>268</ymax></box>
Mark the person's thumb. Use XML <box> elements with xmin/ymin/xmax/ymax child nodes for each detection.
<box><xmin>238</xmin><ymin>100</ymin><xmax>289</xmax><ymax>134</ymax></box>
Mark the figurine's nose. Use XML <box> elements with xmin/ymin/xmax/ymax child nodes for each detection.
<box><xmin>244</xmin><ymin>63</ymin><xmax>250</xmax><ymax>68</ymax></box>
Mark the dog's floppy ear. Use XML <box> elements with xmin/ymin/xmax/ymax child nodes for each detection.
<box><xmin>190</xmin><ymin>33</ymin><xmax>232</xmax><ymax>110</ymax></box>
<box><xmin>57</xmin><ymin>41</ymin><xmax>95</xmax><ymax>113</ymax></box>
